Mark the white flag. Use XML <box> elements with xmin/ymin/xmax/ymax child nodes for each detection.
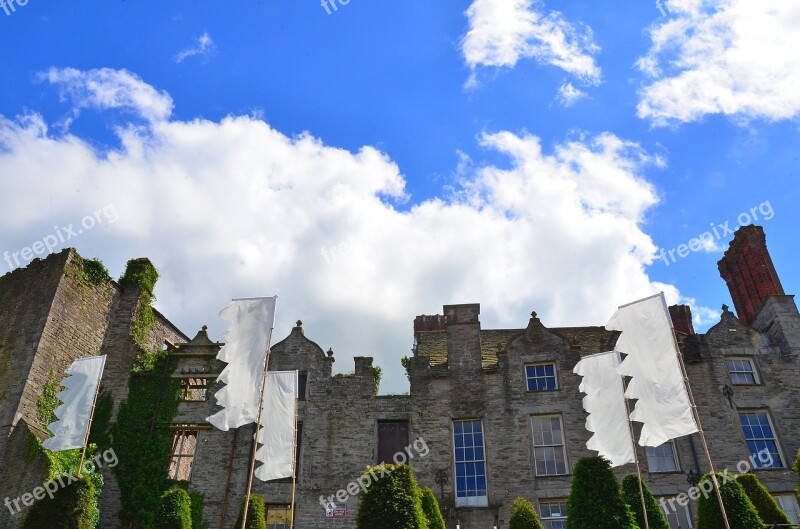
<box><xmin>42</xmin><ymin>355</ymin><xmax>106</xmax><ymax>452</ymax></box>
<box><xmin>254</xmin><ymin>371</ymin><xmax>298</xmax><ymax>482</ymax></box>
<box><xmin>207</xmin><ymin>296</ymin><xmax>277</xmax><ymax>431</ymax></box>
<box><xmin>573</xmin><ymin>351</ymin><xmax>635</xmax><ymax>467</ymax></box>
<box><xmin>607</xmin><ymin>293</ymin><xmax>699</xmax><ymax>447</ymax></box>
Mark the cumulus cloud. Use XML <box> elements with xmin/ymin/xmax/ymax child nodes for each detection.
<box><xmin>556</xmin><ymin>82</ymin><xmax>587</xmax><ymax>107</ymax></box>
<box><xmin>462</xmin><ymin>0</ymin><xmax>601</xmax><ymax>87</ymax></box>
<box><xmin>637</xmin><ymin>0</ymin><xmax>800</xmax><ymax>125</ymax></box>
<box><xmin>0</xmin><ymin>68</ymin><xmax>714</xmax><ymax>393</ymax></box>
<box><xmin>174</xmin><ymin>32</ymin><xmax>216</xmax><ymax>64</ymax></box>
<box><xmin>38</xmin><ymin>67</ymin><xmax>174</xmax><ymax>122</ymax></box>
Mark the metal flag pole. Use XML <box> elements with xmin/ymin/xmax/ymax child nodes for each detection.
<box><xmin>241</xmin><ymin>312</ymin><xmax>276</xmax><ymax>529</ymax></box>
<box><xmin>659</xmin><ymin>293</ymin><xmax>731</xmax><ymax>529</ymax></box>
<box><xmin>619</xmin><ymin>350</ymin><xmax>651</xmax><ymax>529</ymax></box>
<box><xmin>77</xmin><ymin>355</ymin><xmax>107</xmax><ymax>478</ymax></box>
<box><xmin>289</xmin><ymin>377</ymin><xmax>299</xmax><ymax>529</ymax></box>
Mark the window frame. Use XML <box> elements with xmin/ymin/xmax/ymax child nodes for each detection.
<box><xmin>725</xmin><ymin>357</ymin><xmax>760</xmax><ymax>385</ymax></box>
<box><xmin>539</xmin><ymin>499</ymin><xmax>568</xmax><ymax>529</ymax></box>
<box><xmin>774</xmin><ymin>494</ymin><xmax>800</xmax><ymax>525</ymax></box>
<box><xmin>177</xmin><ymin>377</ymin><xmax>210</xmax><ymax>402</ymax></box>
<box><xmin>168</xmin><ymin>429</ymin><xmax>199</xmax><ymax>481</ymax></box>
<box><xmin>658</xmin><ymin>497</ymin><xmax>694</xmax><ymax>528</ymax></box>
<box><xmin>738</xmin><ymin>409</ymin><xmax>785</xmax><ymax>468</ymax></box>
<box><xmin>265</xmin><ymin>503</ymin><xmax>292</xmax><ymax>529</ymax></box>
<box><xmin>525</xmin><ymin>362</ymin><xmax>559</xmax><ymax>392</ymax></box>
<box><xmin>451</xmin><ymin>419</ymin><xmax>489</xmax><ymax>508</ymax></box>
<box><xmin>645</xmin><ymin>441</ymin><xmax>680</xmax><ymax>473</ymax></box>
<box><xmin>530</xmin><ymin>414</ymin><xmax>569</xmax><ymax>477</ymax></box>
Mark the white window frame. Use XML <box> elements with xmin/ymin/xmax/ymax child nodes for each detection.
<box><xmin>452</xmin><ymin>419</ymin><xmax>489</xmax><ymax>508</ymax></box>
<box><xmin>645</xmin><ymin>441</ymin><xmax>680</xmax><ymax>473</ymax></box>
<box><xmin>525</xmin><ymin>362</ymin><xmax>559</xmax><ymax>392</ymax></box>
<box><xmin>774</xmin><ymin>494</ymin><xmax>800</xmax><ymax>525</ymax></box>
<box><xmin>738</xmin><ymin>409</ymin><xmax>786</xmax><ymax>468</ymax></box>
<box><xmin>725</xmin><ymin>357</ymin><xmax>759</xmax><ymax>385</ymax></box>
<box><xmin>531</xmin><ymin>415</ymin><xmax>569</xmax><ymax>476</ymax></box>
<box><xmin>659</xmin><ymin>497</ymin><xmax>694</xmax><ymax>528</ymax></box>
<box><xmin>539</xmin><ymin>500</ymin><xmax>568</xmax><ymax>529</ymax></box>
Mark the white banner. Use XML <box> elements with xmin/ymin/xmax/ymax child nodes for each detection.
<box><xmin>607</xmin><ymin>293</ymin><xmax>699</xmax><ymax>447</ymax></box>
<box><xmin>573</xmin><ymin>351</ymin><xmax>635</xmax><ymax>467</ymax></box>
<box><xmin>254</xmin><ymin>370</ymin><xmax>298</xmax><ymax>481</ymax></box>
<box><xmin>207</xmin><ymin>296</ymin><xmax>277</xmax><ymax>431</ymax></box>
<box><xmin>42</xmin><ymin>355</ymin><xmax>106</xmax><ymax>452</ymax></box>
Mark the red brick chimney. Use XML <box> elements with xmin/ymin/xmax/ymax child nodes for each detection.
<box><xmin>413</xmin><ymin>315</ymin><xmax>446</xmax><ymax>334</ymax></box>
<box><xmin>718</xmin><ymin>225</ymin><xmax>785</xmax><ymax>326</ymax></box>
<box><xmin>669</xmin><ymin>305</ymin><xmax>695</xmax><ymax>335</ymax></box>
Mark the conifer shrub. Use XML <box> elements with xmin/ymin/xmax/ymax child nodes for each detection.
<box><xmin>509</xmin><ymin>497</ymin><xmax>545</xmax><ymax>529</ymax></box>
<box><xmin>419</xmin><ymin>486</ymin><xmax>446</xmax><ymax>529</ymax></box>
<box><xmin>735</xmin><ymin>473</ymin><xmax>791</xmax><ymax>526</ymax></box>
<box><xmin>356</xmin><ymin>464</ymin><xmax>426</xmax><ymax>529</ymax></box>
<box><xmin>154</xmin><ymin>488</ymin><xmax>193</xmax><ymax>529</ymax></box>
<box><xmin>696</xmin><ymin>472</ymin><xmax>763</xmax><ymax>529</ymax></box>
<box><xmin>234</xmin><ymin>494</ymin><xmax>267</xmax><ymax>529</ymax></box>
<box><xmin>621</xmin><ymin>474</ymin><xmax>670</xmax><ymax>529</ymax></box>
<box><xmin>565</xmin><ymin>457</ymin><xmax>638</xmax><ymax>529</ymax></box>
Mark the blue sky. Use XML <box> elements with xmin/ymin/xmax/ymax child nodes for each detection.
<box><xmin>1</xmin><ymin>0</ymin><xmax>798</xmax><ymax>392</ymax></box>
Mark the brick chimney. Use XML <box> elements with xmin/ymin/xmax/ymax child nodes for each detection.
<box><xmin>669</xmin><ymin>305</ymin><xmax>695</xmax><ymax>335</ymax></box>
<box><xmin>413</xmin><ymin>315</ymin><xmax>447</xmax><ymax>334</ymax></box>
<box><xmin>718</xmin><ymin>225</ymin><xmax>785</xmax><ymax>325</ymax></box>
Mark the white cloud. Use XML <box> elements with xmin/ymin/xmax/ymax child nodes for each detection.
<box><xmin>174</xmin><ymin>32</ymin><xmax>216</xmax><ymax>64</ymax></box>
<box><xmin>462</xmin><ymin>0</ymin><xmax>601</xmax><ymax>86</ymax></box>
<box><xmin>39</xmin><ymin>67</ymin><xmax>174</xmax><ymax>122</ymax></box>
<box><xmin>637</xmin><ymin>0</ymin><xmax>800</xmax><ymax>125</ymax></box>
<box><xmin>0</xmin><ymin>69</ymin><xmax>717</xmax><ymax>393</ymax></box>
<box><xmin>556</xmin><ymin>82</ymin><xmax>587</xmax><ymax>107</ymax></box>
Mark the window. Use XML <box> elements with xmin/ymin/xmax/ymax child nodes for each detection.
<box><xmin>265</xmin><ymin>504</ymin><xmax>291</xmax><ymax>529</ymax></box>
<box><xmin>726</xmin><ymin>358</ymin><xmax>758</xmax><ymax>384</ymax></box>
<box><xmin>739</xmin><ymin>411</ymin><xmax>784</xmax><ymax>468</ymax></box>
<box><xmin>539</xmin><ymin>501</ymin><xmax>568</xmax><ymax>529</ymax></box>
<box><xmin>646</xmin><ymin>441</ymin><xmax>679</xmax><ymax>472</ymax></box>
<box><xmin>297</xmin><ymin>372</ymin><xmax>308</xmax><ymax>401</ymax></box>
<box><xmin>453</xmin><ymin>420</ymin><xmax>488</xmax><ymax>507</ymax></box>
<box><xmin>774</xmin><ymin>494</ymin><xmax>800</xmax><ymax>524</ymax></box>
<box><xmin>659</xmin><ymin>497</ymin><xmax>694</xmax><ymax>528</ymax></box>
<box><xmin>178</xmin><ymin>378</ymin><xmax>208</xmax><ymax>401</ymax></box>
<box><xmin>378</xmin><ymin>421</ymin><xmax>409</xmax><ymax>465</ymax></box>
<box><xmin>531</xmin><ymin>415</ymin><xmax>568</xmax><ymax>476</ymax></box>
<box><xmin>168</xmin><ymin>430</ymin><xmax>198</xmax><ymax>480</ymax></box>
<box><xmin>526</xmin><ymin>363</ymin><xmax>558</xmax><ymax>391</ymax></box>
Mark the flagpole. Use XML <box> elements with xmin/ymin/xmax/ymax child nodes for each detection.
<box><xmin>77</xmin><ymin>357</ymin><xmax>106</xmax><ymax>478</ymax></box>
<box><xmin>659</xmin><ymin>294</ymin><xmax>731</xmax><ymax>529</ymax></box>
<box><xmin>619</xmin><ymin>351</ymin><xmax>650</xmax><ymax>529</ymax></box>
<box><xmin>289</xmin><ymin>385</ymin><xmax>299</xmax><ymax>529</ymax></box>
<box><xmin>241</xmin><ymin>324</ymin><xmax>276</xmax><ymax>529</ymax></box>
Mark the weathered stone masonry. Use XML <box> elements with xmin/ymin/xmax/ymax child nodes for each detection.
<box><xmin>1</xmin><ymin>225</ymin><xmax>798</xmax><ymax>529</ymax></box>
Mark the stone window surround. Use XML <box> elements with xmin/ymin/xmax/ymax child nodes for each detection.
<box><xmin>645</xmin><ymin>440</ymin><xmax>681</xmax><ymax>473</ymax></box>
<box><xmin>530</xmin><ymin>414</ymin><xmax>570</xmax><ymax>477</ymax></box>
<box><xmin>725</xmin><ymin>356</ymin><xmax>761</xmax><ymax>385</ymax></box>
<box><xmin>451</xmin><ymin>418</ymin><xmax>489</xmax><ymax>508</ymax></box>
<box><xmin>737</xmin><ymin>408</ymin><xmax>786</xmax><ymax>469</ymax></box>
<box><xmin>525</xmin><ymin>362</ymin><xmax>559</xmax><ymax>392</ymax></box>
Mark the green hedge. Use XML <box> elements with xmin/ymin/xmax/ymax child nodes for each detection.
<box><xmin>155</xmin><ymin>488</ymin><xmax>193</xmax><ymax>529</ymax></box>
<box><xmin>419</xmin><ymin>486</ymin><xmax>446</xmax><ymax>529</ymax></box>
<box><xmin>622</xmin><ymin>474</ymin><xmax>670</xmax><ymax>529</ymax></box>
<box><xmin>234</xmin><ymin>495</ymin><xmax>267</xmax><ymax>529</ymax></box>
<box><xmin>356</xmin><ymin>464</ymin><xmax>426</xmax><ymax>529</ymax></box>
<box><xmin>509</xmin><ymin>497</ymin><xmax>544</xmax><ymax>529</ymax></box>
<box><xmin>566</xmin><ymin>457</ymin><xmax>638</xmax><ymax>529</ymax></box>
<box><xmin>736</xmin><ymin>473</ymin><xmax>791</xmax><ymax>526</ymax></box>
<box><xmin>23</xmin><ymin>474</ymin><xmax>100</xmax><ymax>529</ymax></box>
<box><xmin>697</xmin><ymin>472</ymin><xmax>763</xmax><ymax>529</ymax></box>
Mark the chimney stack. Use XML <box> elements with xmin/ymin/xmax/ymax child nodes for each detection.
<box><xmin>718</xmin><ymin>225</ymin><xmax>785</xmax><ymax>325</ymax></box>
<box><xmin>669</xmin><ymin>305</ymin><xmax>695</xmax><ymax>335</ymax></box>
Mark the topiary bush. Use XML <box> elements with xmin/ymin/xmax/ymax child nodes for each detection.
<box><xmin>234</xmin><ymin>494</ymin><xmax>267</xmax><ymax>529</ymax></box>
<box><xmin>566</xmin><ymin>457</ymin><xmax>638</xmax><ymax>529</ymax></box>
<box><xmin>23</xmin><ymin>474</ymin><xmax>99</xmax><ymax>529</ymax></box>
<box><xmin>155</xmin><ymin>488</ymin><xmax>193</xmax><ymax>529</ymax></box>
<box><xmin>736</xmin><ymin>473</ymin><xmax>791</xmax><ymax>526</ymax></box>
<box><xmin>795</xmin><ymin>449</ymin><xmax>800</xmax><ymax>495</ymax></box>
<box><xmin>419</xmin><ymin>486</ymin><xmax>446</xmax><ymax>529</ymax></box>
<box><xmin>696</xmin><ymin>472</ymin><xmax>763</xmax><ymax>529</ymax></box>
<box><xmin>622</xmin><ymin>474</ymin><xmax>670</xmax><ymax>529</ymax></box>
<box><xmin>509</xmin><ymin>497</ymin><xmax>545</xmax><ymax>529</ymax></box>
<box><xmin>356</xmin><ymin>464</ymin><xmax>427</xmax><ymax>529</ymax></box>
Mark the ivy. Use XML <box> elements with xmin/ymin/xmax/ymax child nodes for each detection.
<box><xmin>401</xmin><ymin>356</ymin><xmax>412</xmax><ymax>381</ymax></box>
<box><xmin>371</xmin><ymin>365</ymin><xmax>382</xmax><ymax>395</ymax></box>
<box><xmin>120</xmin><ymin>258</ymin><xmax>159</xmax><ymax>350</ymax></box>
<box><xmin>65</xmin><ymin>256</ymin><xmax>112</xmax><ymax>289</ymax></box>
<box><xmin>189</xmin><ymin>491</ymin><xmax>209</xmax><ymax>529</ymax></box>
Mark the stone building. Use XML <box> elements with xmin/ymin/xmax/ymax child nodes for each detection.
<box><xmin>1</xmin><ymin>224</ymin><xmax>799</xmax><ymax>529</ymax></box>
